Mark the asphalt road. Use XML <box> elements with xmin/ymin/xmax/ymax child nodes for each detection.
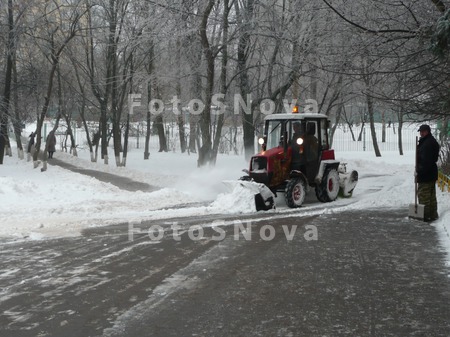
<box><xmin>1</xmin><ymin>209</ymin><xmax>449</xmax><ymax>337</ymax></box>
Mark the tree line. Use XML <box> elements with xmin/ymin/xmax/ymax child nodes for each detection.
<box><xmin>0</xmin><ymin>0</ymin><xmax>449</xmax><ymax>167</ymax></box>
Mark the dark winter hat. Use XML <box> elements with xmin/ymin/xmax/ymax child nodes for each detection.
<box><xmin>418</xmin><ymin>124</ymin><xmax>431</xmax><ymax>132</ymax></box>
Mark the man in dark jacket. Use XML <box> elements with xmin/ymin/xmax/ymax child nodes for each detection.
<box><xmin>27</xmin><ymin>132</ymin><xmax>36</xmax><ymax>153</ymax></box>
<box><xmin>46</xmin><ymin>131</ymin><xmax>57</xmax><ymax>159</ymax></box>
<box><xmin>416</xmin><ymin>124</ymin><xmax>440</xmax><ymax>221</ymax></box>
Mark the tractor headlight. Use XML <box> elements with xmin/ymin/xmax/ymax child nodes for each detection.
<box><xmin>258</xmin><ymin>137</ymin><xmax>265</xmax><ymax>145</ymax></box>
<box><xmin>296</xmin><ymin>138</ymin><xmax>304</xmax><ymax>145</ymax></box>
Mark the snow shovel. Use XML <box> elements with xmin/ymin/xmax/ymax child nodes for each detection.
<box><xmin>409</xmin><ymin>137</ymin><xmax>425</xmax><ymax>220</ymax></box>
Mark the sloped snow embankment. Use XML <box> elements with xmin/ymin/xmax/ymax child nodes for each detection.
<box><xmin>1</xmin><ymin>149</ymin><xmax>449</xmax><ymax>248</ymax></box>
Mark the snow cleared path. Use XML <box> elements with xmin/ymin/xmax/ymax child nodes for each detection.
<box><xmin>48</xmin><ymin>158</ymin><xmax>158</xmax><ymax>193</ymax></box>
<box><xmin>0</xmin><ymin>210</ymin><xmax>449</xmax><ymax>337</ymax></box>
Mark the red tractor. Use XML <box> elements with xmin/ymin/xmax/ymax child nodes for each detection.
<box><xmin>242</xmin><ymin>110</ymin><xmax>358</xmax><ymax>210</ymax></box>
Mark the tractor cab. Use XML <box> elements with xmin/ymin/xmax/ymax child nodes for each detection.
<box><xmin>261</xmin><ymin>114</ymin><xmax>333</xmax><ymax>180</ymax></box>
<box><xmin>263</xmin><ymin>115</ymin><xmax>329</xmax><ymax>154</ymax></box>
<box><xmin>244</xmin><ymin>110</ymin><xmax>358</xmax><ymax>209</ymax></box>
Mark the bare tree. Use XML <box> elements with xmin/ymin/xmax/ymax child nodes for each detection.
<box><xmin>3</xmin><ymin>0</ymin><xmax>448</xmax><ymax>170</ymax></box>
<box><xmin>320</xmin><ymin>0</ymin><xmax>449</xmax><ymax>122</ymax></box>
<box><xmin>2</xmin><ymin>0</ymin><xmax>29</xmax><ymax>161</ymax></box>
<box><xmin>211</xmin><ymin>0</ymin><xmax>231</xmax><ymax>163</ymax></box>
<box><xmin>0</xmin><ymin>0</ymin><xmax>15</xmax><ymax>164</ymax></box>
<box><xmin>235</xmin><ymin>0</ymin><xmax>256</xmax><ymax>160</ymax></box>
<box><xmin>143</xmin><ymin>41</ymin><xmax>154</xmax><ymax>160</ymax></box>
<box><xmin>30</xmin><ymin>2</ymin><xmax>84</xmax><ymax>170</ymax></box>
<box><xmin>197</xmin><ymin>0</ymin><xmax>216</xmax><ymax>166</ymax></box>
<box><xmin>362</xmin><ymin>68</ymin><xmax>382</xmax><ymax>157</ymax></box>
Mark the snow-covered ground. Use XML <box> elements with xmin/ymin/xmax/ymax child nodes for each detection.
<box><xmin>1</xmin><ymin>128</ymin><xmax>450</xmax><ymax>265</ymax></box>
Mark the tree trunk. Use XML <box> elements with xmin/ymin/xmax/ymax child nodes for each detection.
<box><xmin>57</xmin><ymin>71</ymin><xmax>77</xmax><ymax>157</ymax></box>
<box><xmin>329</xmin><ymin>103</ymin><xmax>343</xmax><ymax>148</ymax></box>
<box><xmin>0</xmin><ymin>115</ymin><xmax>9</xmax><ymax>165</ymax></box>
<box><xmin>397</xmin><ymin>110</ymin><xmax>404</xmax><ymax>156</ymax></box>
<box><xmin>65</xmin><ymin>119</ymin><xmax>77</xmax><ymax>157</ymax></box>
<box><xmin>211</xmin><ymin>0</ymin><xmax>230</xmax><ymax>164</ymax></box>
<box><xmin>12</xmin><ymin>51</ymin><xmax>24</xmax><ymax>160</ymax></box>
<box><xmin>189</xmin><ymin>120</ymin><xmax>197</xmax><ymax>153</ymax></box>
<box><xmin>122</xmin><ymin>112</ymin><xmax>130</xmax><ymax>167</ymax></box>
<box><xmin>151</xmin><ymin>80</ymin><xmax>167</xmax><ymax>153</ymax></box>
<box><xmin>144</xmin><ymin>40</ymin><xmax>155</xmax><ymax>160</ymax></box>
<box><xmin>328</xmin><ymin>76</ymin><xmax>345</xmax><ymax>147</ymax></box>
<box><xmin>144</xmin><ymin>79</ymin><xmax>152</xmax><ymax>160</ymax></box>
<box><xmin>93</xmin><ymin>128</ymin><xmax>100</xmax><ymax>162</ymax></box>
<box><xmin>177</xmin><ymin>115</ymin><xmax>186</xmax><ymax>153</ymax></box>
<box><xmin>32</xmin><ymin>7</ymin><xmax>79</xmax><ymax>169</ymax></box>
<box><xmin>155</xmin><ymin>114</ymin><xmax>167</xmax><ymax>152</ymax></box>
<box><xmin>366</xmin><ymin>92</ymin><xmax>382</xmax><ymax>157</ymax></box>
<box><xmin>358</xmin><ymin>121</ymin><xmax>365</xmax><ymax>142</ymax></box>
<box><xmin>0</xmin><ymin>0</ymin><xmax>14</xmax><ymax>165</ymax></box>
<box><xmin>112</xmin><ymin>114</ymin><xmax>122</xmax><ymax>167</ymax></box>
<box><xmin>197</xmin><ymin>0</ymin><xmax>216</xmax><ymax>167</ymax></box>
<box><xmin>236</xmin><ymin>0</ymin><xmax>256</xmax><ymax>161</ymax></box>
<box><xmin>86</xmin><ymin>3</ymin><xmax>109</xmax><ymax>164</ymax></box>
<box><xmin>188</xmin><ymin>67</ymin><xmax>202</xmax><ymax>154</ymax></box>
<box><xmin>348</xmin><ymin>123</ymin><xmax>356</xmax><ymax>142</ymax></box>
<box><xmin>109</xmin><ymin>5</ymin><xmax>122</xmax><ymax>168</ymax></box>
<box><xmin>33</xmin><ymin>62</ymin><xmax>59</xmax><ymax>167</ymax></box>
<box><xmin>100</xmin><ymin>101</ymin><xmax>109</xmax><ymax>164</ymax></box>
<box><xmin>79</xmin><ymin>103</ymin><xmax>95</xmax><ymax>162</ymax></box>
<box><xmin>71</xmin><ymin>54</ymin><xmax>93</xmax><ymax>161</ymax></box>
<box><xmin>176</xmin><ymin>38</ymin><xmax>187</xmax><ymax>154</ymax></box>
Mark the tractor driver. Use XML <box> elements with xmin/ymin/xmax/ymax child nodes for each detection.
<box><xmin>291</xmin><ymin>122</ymin><xmax>304</xmax><ymax>170</ymax></box>
<box><xmin>303</xmin><ymin>123</ymin><xmax>319</xmax><ymax>181</ymax></box>
<box><xmin>304</xmin><ymin>122</ymin><xmax>319</xmax><ymax>163</ymax></box>
<box><xmin>291</xmin><ymin>121</ymin><xmax>319</xmax><ymax>180</ymax></box>
<box><xmin>291</xmin><ymin>122</ymin><xmax>303</xmax><ymax>144</ymax></box>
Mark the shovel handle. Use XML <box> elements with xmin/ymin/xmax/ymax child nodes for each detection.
<box><xmin>414</xmin><ymin>136</ymin><xmax>418</xmax><ymax>208</ymax></box>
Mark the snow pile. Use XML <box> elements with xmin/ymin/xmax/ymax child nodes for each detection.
<box><xmin>0</xmin><ymin>158</ymin><xmax>210</xmax><ymax>238</ymax></box>
<box><xmin>61</xmin><ymin>149</ymin><xmax>247</xmax><ymax>201</ymax></box>
<box><xmin>210</xmin><ymin>180</ymin><xmax>270</xmax><ymax>213</ymax></box>
<box><xmin>0</xmin><ymin>150</ymin><xmax>253</xmax><ymax>238</ymax></box>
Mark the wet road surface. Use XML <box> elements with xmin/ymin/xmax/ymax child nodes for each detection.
<box><xmin>1</xmin><ymin>209</ymin><xmax>449</xmax><ymax>337</ymax></box>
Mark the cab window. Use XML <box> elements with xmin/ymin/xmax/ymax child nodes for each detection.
<box><xmin>265</xmin><ymin>120</ymin><xmax>283</xmax><ymax>149</ymax></box>
<box><xmin>320</xmin><ymin>119</ymin><xmax>329</xmax><ymax>149</ymax></box>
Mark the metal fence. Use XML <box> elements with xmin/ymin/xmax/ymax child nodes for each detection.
<box><xmin>331</xmin><ymin>124</ymin><xmax>419</xmax><ymax>152</ymax></box>
<box><xmin>46</xmin><ymin>121</ymin><xmax>425</xmax><ymax>154</ymax></box>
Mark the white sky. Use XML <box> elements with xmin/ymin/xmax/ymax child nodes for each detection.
<box><xmin>1</xmin><ymin>124</ymin><xmax>449</xmax><ymax>267</ymax></box>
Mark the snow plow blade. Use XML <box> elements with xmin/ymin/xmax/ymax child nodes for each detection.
<box><xmin>222</xmin><ymin>180</ymin><xmax>275</xmax><ymax>211</ymax></box>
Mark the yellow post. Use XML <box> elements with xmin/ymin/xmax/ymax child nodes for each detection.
<box><xmin>438</xmin><ymin>171</ymin><xmax>450</xmax><ymax>192</ymax></box>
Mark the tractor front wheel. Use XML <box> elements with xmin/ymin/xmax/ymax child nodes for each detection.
<box><xmin>285</xmin><ymin>177</ymin><xmax>306</xmax><ymax>208</ymax></box>
<box><xmin>315</xmin><ymin>168</ymin><xmax>340</xmax><ymax>202</ymax></box>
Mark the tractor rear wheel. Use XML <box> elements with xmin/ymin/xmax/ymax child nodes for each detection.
<box><xmin>315</xmin><ymin>168</ymin><xmax>340</xmax><ymax>202</ymax></box>
<box><xmin>285</xmin><ymin>177</ymin><xmax>306</xmax><ymax>208</ymax></box>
